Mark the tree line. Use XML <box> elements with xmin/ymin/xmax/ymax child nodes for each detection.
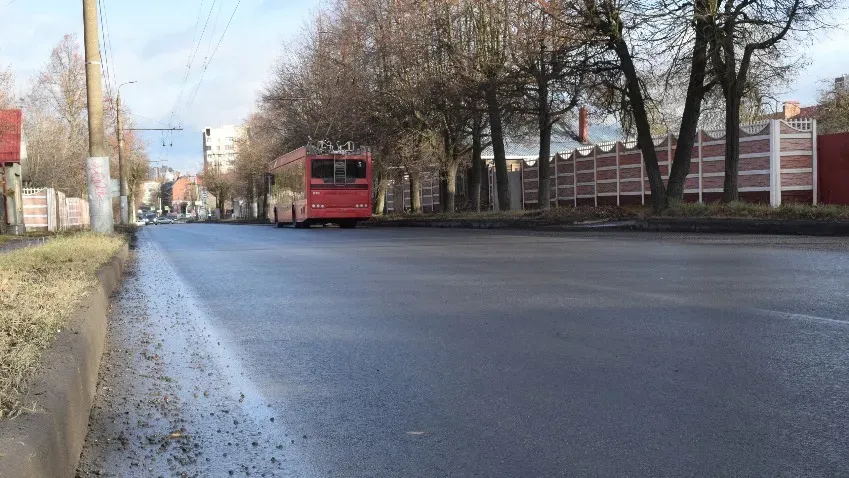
<box><xmin>234</xmin><ymin>0</ymin><xmax>839</xmax><ymax>215</ymax></box>
<box><xmin>1</xmin><ymin>34</ymin><xmax>150</xmax><ymax>214</ymax></box>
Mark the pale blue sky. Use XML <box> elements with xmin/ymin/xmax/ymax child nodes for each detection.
<box><xmin>0</xmin><ymin>1</ymin><xmax>847</xmax><ymax>173</ymax></box>
<box><xmin>0</xmin><ymin>0</ymin><xmax>322</xmax><ymax>172</ymax></box>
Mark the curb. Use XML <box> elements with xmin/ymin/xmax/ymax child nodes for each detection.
<box><xmin>0</xmin><ymin>243</ymin><xmax>129</xmax><ymax>478</ymax></box>
<box><xmin>634</xmin><ymin>218</ymin><xmax>849</xmax><ymax>236</ymax></box>
<box><xmin>364</xmin><ymin>217</ymin><xmax>849</xmax><ymax>236</ymax></box>
<box><xmin>363</xmin><ymin>219</ymin><xmax>636</xmax><ymax>231</ymax></box>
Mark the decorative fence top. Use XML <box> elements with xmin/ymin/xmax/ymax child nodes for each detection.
<box><xmin>22</xmin><ymin>187</ymin><xmax>46</xmax><ymax>195</ymax></box>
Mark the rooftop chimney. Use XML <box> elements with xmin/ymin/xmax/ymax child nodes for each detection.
<box><xmin>783</xmin><ymin>100</ymin><xmax>800</xmax><ymax>120</ymax></box>
<box><xmin>578</xmin><ymin>107</ymin><xmax>589</xmax><ymax>144</ymax></box>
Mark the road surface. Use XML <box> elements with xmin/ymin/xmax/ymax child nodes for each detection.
<box><xmin>83</xmin><ymin>224</ymin><xmax>849</xmax><ymax>476</ymax></box>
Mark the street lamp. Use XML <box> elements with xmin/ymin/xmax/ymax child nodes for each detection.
<box><xmin>117</xmin><ymin>80</ymin><xmax>137</xmax><ymax>225</ymax></box>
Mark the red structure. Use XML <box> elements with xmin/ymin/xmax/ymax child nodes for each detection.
<box><xmin>817</xmin><ymin>132</ymin><xmax>849</xmax><ymax>205</ymax></box>
<box><xmin>267</xmin><ymin>145</ymin><xmax>373</xmax><ymax>228</ymax></box>
<box><xmin>0</xmin><ymin>109</ymin><xmax>22</xmax><ymax>163</ymax></box>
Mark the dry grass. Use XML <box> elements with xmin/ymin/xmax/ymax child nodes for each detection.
<box><xmin>0</xmin><ymin>233</ymin><xmax>124</xmax><ymax>419</ymax></box>
<box><xmin>0</xmin><ymin>235</ymin><xmax>21</xmax><ymax>246</ymax></box>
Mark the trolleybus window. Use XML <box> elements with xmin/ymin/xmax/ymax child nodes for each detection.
<box><xmin>311</xmin><ymin>159</ymin><xmax>367</xmax><ymax>182</ymax></box>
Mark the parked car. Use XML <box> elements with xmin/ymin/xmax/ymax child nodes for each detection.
<box><xmin>134</xmin><ymin>218</ymin><xmax>146</xmax><ymax>227</ymax></box>
<box><xmin>157</xmin><ymin>216</ymin><xmax>173</xmax><ymax>224</ymax></box>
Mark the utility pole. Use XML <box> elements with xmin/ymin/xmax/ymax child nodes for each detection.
<box><xmin>116</xmin><ymin>81</ymin><xmax>137</xmax><ymax>225</ymax></box>
<box><xmin>82</xmin><ymin>0</ymin><xmax>112</xmax><ymax>233</ymax></box>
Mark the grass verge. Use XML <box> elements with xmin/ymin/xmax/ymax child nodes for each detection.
<box><xmin>659</xmin><ymin>201</ymin><xmax>849</xmax><ymax>220</ymax></box>
<box><xmin>371</xmin><ymin>206</ymin><xmax>640</xmax><ymax>223</ymax></box>
<box><xmin>0</xmin><ymin>236</ymin><xmax>22</xmax><ymax>247</ymax></box>
<box><xmin>373</xmin><ymin>202</ymin><xmax>849</xmax><ymax>223</ymax></box>
<box><xmin>0</xmin><ymin>232</ymin><xmax>125</xmax><ymax>419</ymax></box>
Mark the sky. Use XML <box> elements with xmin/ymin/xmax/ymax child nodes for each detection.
<box><xmin>0</xmin><ymin>0</ymin><xmax>322</xmax><ymax>173</ymax></box>
<box><xmin>0</xmin><ymin>1</ymin><xmax>847</xmax><ymax>173</ymax></box>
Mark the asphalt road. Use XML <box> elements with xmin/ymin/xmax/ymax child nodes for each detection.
<box><xmin>141</xmin><ymin>224</ymin><xmax>849</xmax><ymax>476</ymax></box>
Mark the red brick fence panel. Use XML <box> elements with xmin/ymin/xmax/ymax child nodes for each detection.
<box><xmin>817</xmin><ymin>132</ymin><xmax>849</xmax><ymax>205</ymax></box>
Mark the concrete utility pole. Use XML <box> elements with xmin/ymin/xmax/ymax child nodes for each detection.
<box><xmin>117</xmin><ymin>81</ymin><xmax>137</xmax><ymax>225</ymax></box>
<box><xmin>82</xmin><ymin>0</ymin><xmax>112</xmax><ymax>233</ymax></box>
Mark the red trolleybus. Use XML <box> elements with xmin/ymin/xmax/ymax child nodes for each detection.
<box><xmin>267</xmin><ymin>143</ymin><xmax>372</xmax><ymax>228</ymax></box>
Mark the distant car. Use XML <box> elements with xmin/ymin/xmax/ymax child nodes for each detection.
<box><xmin>157</xmin><ymin>216</ymin><xmax>173</xmax><ymax>224</ymax></box>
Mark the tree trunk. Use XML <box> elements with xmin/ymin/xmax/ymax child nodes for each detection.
<box><xmin>129</xmin><ymin>185</ymin><xmax>136</xmax><ymax>221</ymax></box>
<box><xmin>409</xmin><ymin>172</ymin><xmax>422</xmax><ymax>213</ymax></box>
<box><xmin>722</xmin><ymin>93</ymin><xmax>742</xmax><ymax>202</ymax></box>
<box><xmin>666</xmin><ymin>0</ymin><xmax>710</xmax><ymax>203</ymax></box>
<box><xmin>0</xmin><ymin>169</ymin><xmax>7</xmax><ymax>234</ymax></box>
<box><xmin>444</xmin><ymin>161</ymin><xmax>458</xmax><ymax>214</ymax></box>
<box><xmin>537</xmin><ymin>77</ymin><xmax>553</xmax><ymax>210</ymax></box>
<box><xmin>486</xmin><ymin>86</ymin><xmax>509</xmax><ymax>211</ymax></box>
<box><xmin>470</xmin><ymin>116</ymin><xmax>483</xmax><ymax>212</ymax></box>
<box><xmin>538</xmin><ymin>120</ymin><xmax>553</xmax><ymax>210</ymax></box>
<box><xmin>613</xmin><ymin>38</ymin><xmax>666</xmax><ymax>211</ymax></box>
<box><xmin>481</xmin><ymin>160</ymin><xmax>491</xmax><ymax>211</ymax></box>
<box><xmin>374</xmin><ymin>175</ymin><xmax>388</xmax><ymax>215</ymax></box>
<box><xmin>258</xmin><ymin>177</ymin><xmax>268</xmax><ymax>219</ymax></box>
<box><xmin>439</xmin><ymin>174</ymin><xmax>449</xmax><ymax>213</ymax></box>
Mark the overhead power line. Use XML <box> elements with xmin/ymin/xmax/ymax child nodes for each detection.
<box><xmin>202</xmin><ymin>0</ymin><xmax>227</xmax><ymax>69</ymax></box>
<box><xmin>101</xmin><ymin>0</ymin><xmax>118</xmax><ymax>91</ymax></box>
<box><xmin>181</xmin><ymin>0</ymin><xmax>241</xmax><ymax>123</ymax></box>
<box><xmin>168</xmin><ymin>0</ymin><xmax>218</xmax><ymax>133</ymax></box>
<box><xmin>125</xmin><ymin>111</ymin><xmax>173</xmax><ymax>127</ymax></box>
<box><xmin>97</xmin><ymin>0</ymin><xmax>114</xmax><ymax>101</ymax></box>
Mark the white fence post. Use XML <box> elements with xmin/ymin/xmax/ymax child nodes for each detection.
<box><xmin>640</xmin><ymin>151</ymin><xmax>645</xmax><ymax>205</ymax></box>
<box><xmin>593</xmin><ymin>147</ymin><xmax>598</xmax><ymax>207</ymax></box>
<box><xmin>769</xmin><ymin>119</ymin><xmax>782</xmax><ymax>208</ymax></box>
<box><xmin>572</xmin><ymin>152</ymin><xmax>577</xmax><ymax>207</ymax></box>
<box><xmin>812</xmin><ymin>119</ymin><xmax>818</xmax><ymax>205</ymax></box>
<box><xmin>553</xmin><ymin>153</ymin><xmax>558</xmax><ymax>207</ymax></box>
<box><xmin>615</xmin><ymin>144</ymin><xmax>621</xmax><ymax>206</ymax></box>
<box><xmin>46</xmin><ymin>187</ymin><xmax>55</xmax><ymax>232</ymax></box>
<box><xmin>698</xmin><ymin>130</ymin><xmax>704</xmax><ymax>203</ymax></box>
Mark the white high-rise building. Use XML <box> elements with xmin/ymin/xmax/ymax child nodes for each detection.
<box><xmin>202</xmin><ymin>125</ymin><xmax>244</xmax><ymax>174</ymax></box>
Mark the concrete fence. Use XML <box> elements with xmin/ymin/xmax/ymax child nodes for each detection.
<box><xmin>382</xmin><ymin>119</ymin><xmax>818</xmax><ymax>213</ymax></box>
<box><xmin>523</xmin><ymin>119</ymin><xmax>817</xmax><ymax>208</ymax></box>
<box><xmin>22</xmin><ymin>187</ymin><xmax>90</xmax><ymax>231</ymax></box>
<box><xmin>385</xmin><ymin>171</ymin><xmax>442</xmax><ymax>213</ymax></box>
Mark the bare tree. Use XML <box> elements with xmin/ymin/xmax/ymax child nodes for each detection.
<box><xmin>22</xmin><ymin>35</ymin><xmax>89</xmax><ymax>197</ymax></box>
<box><xmin>0</xmin><ymin>67</ymin><xmax>14</xmax><ymax>108</ymax></box>
<box><xmin>707</xmin><ymin>0</ymin><xmax>828</xmax><ymax>201</ymax></box>
<box><xmin>200</xmin><ymin>166</ymin><xmax>235</xmax><ymax>218</ymax></box>
<box><xmin>511</xmin><ymin>2</ymin><xmax>587</xmax><ymax>209</ymax></box>
<box><xmin>817</xmin><ymin>79</ymin><xmax>849</xmax><ymax>134</ymax></box>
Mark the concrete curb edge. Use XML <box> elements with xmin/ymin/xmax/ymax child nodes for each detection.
<box><xmin>0</xmin><ymin>243</ymin><xmax>129</xmax><ymax>477</ymax></box>
<box><xmin>363</xmin><ymin>217</ymin><xmax>849</xmax><ymax>236</ymax></box>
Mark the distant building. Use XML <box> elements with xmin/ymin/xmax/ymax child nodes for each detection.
<box><xmin>148</xmin><ymin>165</ymin><xmax>175</xmax><ymax>181</ymax></box>
<box><xmin>170</xmin><ymin>175</ymin><xmax>205</xmax><ymax>216</ymax></box>
<box><xmin>141</xmin><ymin>181</ymin><xmax>160</xmax><ymax>206</ymax></box>
<box><xmin>202</xmin><ymin>125</ymin><xmax>244</xmax><ymax>174</ymax></box>
<box><xmin>767</xmin><ymin>74</ymin><xmax>849</xmax><ymax>121</ymax></box>
<box><xmin>772</xmin><ymin>100</ymin><xmax>820</xmax><ymax>120</ymax></box>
